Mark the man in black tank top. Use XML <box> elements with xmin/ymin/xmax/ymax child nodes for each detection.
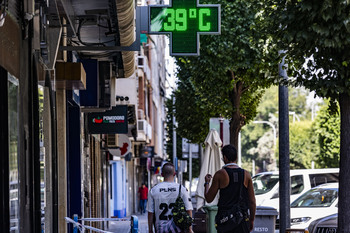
<box><xmin>204</xmin><ymin>145</ymin><xmax>256</xmax><ymax>232</ymax></box>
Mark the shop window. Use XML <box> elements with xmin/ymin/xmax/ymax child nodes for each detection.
<box><xmin>38</xmin><ymin>85</ymin><xmax>45</xmax><ymax>229</ymax></box>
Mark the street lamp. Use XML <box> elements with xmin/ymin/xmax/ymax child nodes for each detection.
<box><xmin>238</xmin><ymin>121</ymin><xmax>277</xmax><ymax>174</ymax></box>
<box><xmin>252</xmin><ymin>121</ymin><xmax>278</xmax><ymax>173</ymax></box>
<box><xmin>253</xmin><ymin>121</ymin><xmax>277</xmax><ymax>147</ymax></box>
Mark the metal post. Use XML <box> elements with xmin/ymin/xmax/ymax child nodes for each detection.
<box><xmin>189</xmin><ymin>144</ymin><xmax>192</xmax><ymax>197</ymax></box>
<box><xmin>238</xmin><ymin>132</ymin><xmax>242</xmax><ymax>167</ymax></box>
<box><xmin>279</xmin><ymin>54</ymin><xmax>291</xmax><ymax>232</ymax></box>
<box><xmin>173</xmin><ymin>97</ymin><xmax>177</xmax><ymax>175</ymax></box>
<box><xmin>130</xmin><ymin>215</ymin><xmax>139</xmax><ymax>233</ymax></box>
<box><xmin>73</xmin><ymin>214</ymin><xmax>78</xmax><ymax>233</ymax></box>
<box><xmin>219</xmin><ymin>116</ymin><xmax>224</xmax><ymax>144</ymax></box>
<box><xmin>252</xmin><ymin>160</ymin><xmax>255</xmax><ymax>177</ymax></box>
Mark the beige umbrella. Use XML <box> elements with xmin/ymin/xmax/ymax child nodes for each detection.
<box><xmin>195</xmin><ymin>129</ymin><xmax>225</xmax><ymax>210</ymax></box>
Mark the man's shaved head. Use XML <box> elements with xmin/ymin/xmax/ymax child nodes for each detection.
<box><xmin>162</xmin><ymin>162</ymin><xmax>175</xmax><ymax>178</ymax></box>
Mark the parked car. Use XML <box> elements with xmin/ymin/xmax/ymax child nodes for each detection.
<box><xmin>253</xmin><ymin>168</ymin><xmax>339</xmax><ymax>210</ymax></box>
<box><xmin>307</xmin><ymin>214</ymin><xmax>337</xmax><ymax>233</ymax></box>
<box><xmin>287</xmin><ymin>214</ymin><xmax>338</xmax><ymax>233</ymax></box>
<box><xmin>279</xmin><ymin>183</ymin><xmax>338</xmax><ymax>231</ymax></box>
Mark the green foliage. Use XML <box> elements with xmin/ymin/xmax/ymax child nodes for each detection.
<box><xmin>174</xmin><ymin>72</ymin><xmax>210</xmax><ymax>144</ymax></box>
<box><xmin>262</xmin><ymin>1</ymin><xmax>350</xmax><ymax>227</ymax></box>
<box><xmin>255</xmin><ymin>86</ymin><xmax>279</xmax><ymax>120</ymax></box>
<box><xmin>243</xmin><ymin>85</ymin><xmax>319</xmax><ymax>172</ymax></box>
<box><xmin>264</xmin><ymin>0</ymin><xmax>350</xmax><ymax>99</ymax></box>
<box><xmin>313</xmin><ymin>103</ymin><xmax>340</xmax><ymax>168</ymax></box>
<box><xmin>165</xmin><ymin>96</ymin><xmax>201</xmax><ymax>180</ymax></box>
<box><xmin>289</xmin><ymin>121</ymin><xmax>319</xmax><ymax>169</ymax></box>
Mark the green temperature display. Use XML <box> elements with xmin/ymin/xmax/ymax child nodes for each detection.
<box><xmin>149</xmin><ymin>0</ymin><xmax>220</xmax><ymax>56</ymax></box>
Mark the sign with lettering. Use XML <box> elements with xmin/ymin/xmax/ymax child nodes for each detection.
<box><xmin>149</xmin><ymin>0</ymin><xmax>220</xmax><ymax>56</ymax></box>
<box><xmin>87</xmin><ymin>105</ymin><xmax>128</xmax><ymax>134</ymax></box>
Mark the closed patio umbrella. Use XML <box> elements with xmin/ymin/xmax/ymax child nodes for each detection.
<box><xmin>195</xmin><ymin>129</ymin><xmax>224</xmax><ymax>210</ymax></box>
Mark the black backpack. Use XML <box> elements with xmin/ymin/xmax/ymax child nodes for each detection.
<box><xmin>172</xmin><ymin>184</ymin><xmax>193</xmax><ymax>230</ymax></box>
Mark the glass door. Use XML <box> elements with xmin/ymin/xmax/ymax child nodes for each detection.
<box><xmin>8</xmin><ymin>73</ymin><xmax>19</xmax><ymax>233</ymax></box>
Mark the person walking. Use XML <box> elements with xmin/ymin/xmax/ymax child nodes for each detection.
<box><xmin>204</xmin><ymin>145</ymin><xmax>256</xmax><ymax>233</ymax></box>
<box><xmin>138</xmin><ymin>183</ymin><xmax>149</xmax><ymax>214</ymax></box>
<box><xmin>147</xmin><ymin>162</ymin><xmax>193</xmax><ymax>233</ymax></box>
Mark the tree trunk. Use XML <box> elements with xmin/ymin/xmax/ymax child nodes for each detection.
<box><xmin>228</xmin><ymin>80</ymin><xmax>244</xmax><ymax>149</ymax></box>
<box><xmin>230</xmin><ymin>112</ymin><xmax>241</xmax><ymax>149</ymax></box>
<box><xmin>338</xmin><ymin>92</ymin><xmax>350</xmax><ymax>233</ymax></box>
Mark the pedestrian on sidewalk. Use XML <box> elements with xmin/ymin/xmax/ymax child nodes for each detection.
<box><xmin>147</xmin><ymin>162</ymin><xmax>193</xmax><ymax>233</ymax></box>
<box><xmin>204</xmin><ymin>145</ymin><xmax>256</xmax><ymax>233</ymax></box>
<box><xmin>138</xmin><ymin>183</ymin><xmax>149</xmax><ymax>214</ymax></box>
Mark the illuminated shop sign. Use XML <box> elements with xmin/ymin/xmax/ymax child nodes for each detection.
<box><xmin>149</xmin><ymin>0</ymin><xmax>220</xmax><ymax>56</ymax></box>
<box><xmin>87</xmin><ymin>105</ymin><xmax>128</xmax><ymax>134</ymax></box>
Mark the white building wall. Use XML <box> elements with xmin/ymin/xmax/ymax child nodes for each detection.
<box><xmin>148</xmin><ymin>34</ymin><xmax>167</xmax><ymax>159</ymax></box>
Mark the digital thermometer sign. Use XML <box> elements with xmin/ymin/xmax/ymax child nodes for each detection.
<box><xmin>149</xmin><ymin>0</ymin><xmax>220</xmax><ymax>56</ymax></box>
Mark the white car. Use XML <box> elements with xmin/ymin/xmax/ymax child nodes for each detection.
<box><xmin>253</xmin><ymin>168</ymin><xmax>339</xmax><ymax>211</ymax></box>
<box><xmin>289</xmin><ymin>183</ymin><xmax>338</xmax><ymax>230</ymax></box>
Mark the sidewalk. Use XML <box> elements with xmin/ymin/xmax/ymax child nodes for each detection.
<box><xmin>107</xmin><ymin>213</ymin><xmax>149</xmax><ymax>233</ymax></box>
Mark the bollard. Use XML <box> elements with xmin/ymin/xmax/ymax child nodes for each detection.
<box><xmin>73</xmin><ymin>214</ymin><xmax>78</xmax><ymax>233</ymax></box>
<box><xmin>130</xmin><ymin>215</ymin><xmax>139</xmax><ymax>233</ymax></box>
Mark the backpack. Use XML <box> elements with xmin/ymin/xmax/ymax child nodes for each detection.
<box><xmin>172</xmin><ymin>184</ymin><xmax>193</xmax><ymax>230</ymax></box>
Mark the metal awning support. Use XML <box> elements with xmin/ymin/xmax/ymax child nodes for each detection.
<box><xmin>59</xmin><ymin>7</ymin><xmax>147</xmax><ymax>52</ymax></box>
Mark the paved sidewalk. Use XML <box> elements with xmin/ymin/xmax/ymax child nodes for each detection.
<box><xmin>107</xmin><ymin>213</ymin><xmax>149</xmax><ymax>233</ymax></box>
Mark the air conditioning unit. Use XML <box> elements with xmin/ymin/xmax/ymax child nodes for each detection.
<box><xmin>137</xmin><ymin>56</ymin><xmax>145</xmax><ymax>70</ymax></box>
<box><xmin>137</xmin><ymin>120</ymin><xmax>147</xmax><ymax>142</ymax></box>
<box><xmin>106</xmin><ymin>134</ymin><xmax>118</xmax><ymax>147</ymax></box>
<box><xmin>137</xmin><ymin>56</ymin><xmax>151</xmax><ymax>81</ymax></box>
<box><xmin>138</xmin><ymin>109</ymin><xmax>145</xmax><ymax>120</ymax></box>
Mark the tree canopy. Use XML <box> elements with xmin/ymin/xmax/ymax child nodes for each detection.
<box><xmin>174</xmin><ymin>0</ymin><xmax>279</xmax><ymax>147</ymax></box>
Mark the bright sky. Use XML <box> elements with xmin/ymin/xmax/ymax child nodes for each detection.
<box><xmin>164</xmin><ymin>36</ymin><xmax>178</xmax><ymax>98</ymax></box>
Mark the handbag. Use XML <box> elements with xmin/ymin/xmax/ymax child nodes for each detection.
<box><xmin>215</xmin><ymin>205</ymin><xmax>245</xmax><ymax>232</ymax></box>
<box><xmin>215</xmin><ymin>170</ymin><xmax>247</xmax><ymax>232</ymax></box>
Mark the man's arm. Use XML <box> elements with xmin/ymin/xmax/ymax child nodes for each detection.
<box><xmin>181</xmin><ymin>185</ymin><xmax>194</xmax><ymax>233</ymax></box>
<box><xmin>186</xmin><ymin>210</ymin><xmax>193</xmax><ymax>233</ymax></box>
<box><xmin>147</xmin><ymin>189</ymin><xmax>155</xmax><ymax>233</ymax></box>
<box><xmin>148</xmin><ymin>212</ymin><xmax>154</xmax><ymax>233</ymax></box>
<box><xmin>246</xmin><ymin>171</ymin><xmax>256</xmax><ymax>232</ymax></box>
<box><xmin>204</xmin><ymin>171</ymin><xmax>221</xmax><ymax>203</ymax></box>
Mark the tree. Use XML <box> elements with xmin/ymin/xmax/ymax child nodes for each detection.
<box><xmin>174</xmin><ymin>0</ymin><xmax>279</xmax><ymax>148</ymax></box>
<box><xmin>288</xmin><ymin>121</ymin><xmax>318</xmax><ymax>169</ymax></box>
<box><xmin>165</xmin><ymin>96</ymin><xmax>201</xmax><ymax>181</ymax></box>
<box><xmin>243</xmin><ymin>85</ymin><xmax>318</xmax><ymax>172</ymax></box>
<box><xmin>173</xmin><ymin>74</ymin><xmax>210</xmax><ymax>144</ymax></box>
<box><xmin>265</xmin><ymin>1</ymin><xmax>350</xmax><ymax>231</ymax></box>
<box><xmin>313</xmin><ymin>103</ymin><xmax>340</xmax><ymax>168</ymax></box>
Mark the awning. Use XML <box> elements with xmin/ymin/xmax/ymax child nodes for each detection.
<box><xmin>116</xmin><ymin>0</ymin><xmax>135</xmax><ymax>78</ymax></box>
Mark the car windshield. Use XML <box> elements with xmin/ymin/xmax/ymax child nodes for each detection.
<box><xmin>252</xmin><ymin>174</ymin><xmax>279</xmax><ymax>195</ymax></box>
<box><xmin>291</xmin><ymin>187</ymin><xmax>338</xmax><ymax>208</ymax></box>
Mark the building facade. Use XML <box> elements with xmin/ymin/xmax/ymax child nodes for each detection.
<box><xmin>0</xmin><ymin>0</ymin><xmax>168</xmax><ymax>232</ymax></box>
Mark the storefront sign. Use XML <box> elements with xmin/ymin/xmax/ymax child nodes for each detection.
<box><xmin>149</xmin><ymin>0</ymin><xmax>220</xmax><ymax>56</ymax></box>
<box><xmin>108</xmin><ymin>134</ymin><xmax>131</xmax><ymax>158</ymax></box>
<box><xmin>87</xmin><ymin>105</ymin><xmax>128</xmax><ymax>134</ymax></box>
